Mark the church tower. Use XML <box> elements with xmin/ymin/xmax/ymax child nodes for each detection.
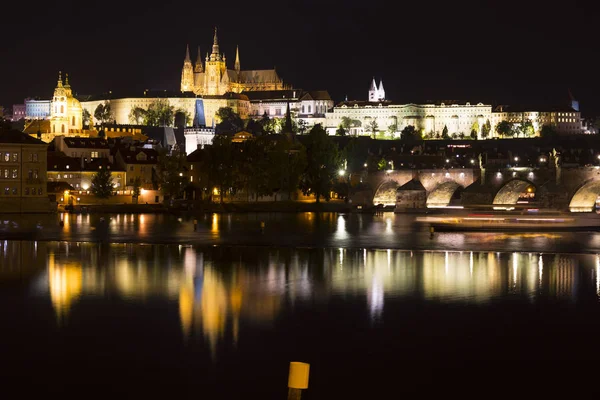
<box><xmin>181</xmin><ymin>44</ymin><xmax>194</xmax><ymax>92</ymax></box>
<box><xmin>377</xmin><ymin>79</ymin><xmax>385</xmax><ymax>101</ymax></box>
<box><xmin>204</xmin><ymin>28</ymin><xmax>227</xmax><ymax>95</ymax></box>
<box><xmin>51</xmin><ymin>71</ymin><xmax>69</xmax><ymax>135</ymax></box>
<box><xmin>194</xmin><ymin>46</ymin><xmax>203</xmax><ymax>73</ymax></box>
<box><xmin>234</xmin><ymin>45</ymin><xmax>240</xmax><ymax>72</ymax></box>
<box><xmin>368</xmin><ymin>77</ymin><xmax>378</xmax><ymax>102</ymax></box>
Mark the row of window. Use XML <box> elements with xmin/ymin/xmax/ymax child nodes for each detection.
<box><xmin>24</xmin><ymin>188</ymin><xmax>44</xmax><ymax>195</ymax></box>
<box><xmin>2</xmin><ymin>152</ymin><xmax>40</xmax><ymax>162</ymax></box>
<box><xmin>1</xmin><ymin>187</ymin><xmax>43</xmax><ymax>195</ymax></box>
<box><xmin>129</xmin><ymin>166</ymin><xmax>149</xmax><ymax>172</ymax></box>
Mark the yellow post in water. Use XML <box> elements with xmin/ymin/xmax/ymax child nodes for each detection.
<box><xmin>288</xmin><ymin>362</ymin><xmax>309</xmax><ymax>399</ymax></box>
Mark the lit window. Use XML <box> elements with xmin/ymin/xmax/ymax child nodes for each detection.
<box><xmin>33</xmin><ymin>153</ymin><xmax>38</xmax><ymax>162</ymax></box>
<box><xmin>11</xmin><ymin>153</ymin><xmax>17</xmax><ymax>162</ymax></box>
<box><xmin>4</xmin><ymin>153</ymin><xmax>9</xmax><ymax>162</ymax></box>
<box><xmin>38</xmin><ymin>188</ymin><xmax>42</xmax><ymax>195</ymax></box>
<box><xmin>91</xmin><ymin>151</ymin><xmax>99</xmax><ymax>158</ymax></box>
<box><xmin>11</xmin><ymin>169</ymin><xmax>17</xmax><ymax>179</ymax></box>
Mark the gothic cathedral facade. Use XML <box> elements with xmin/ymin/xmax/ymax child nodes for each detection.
<box><xmin>181</xmin><ymin>28</ymin><xmax>286</xmax><ymax>96</ymax></box>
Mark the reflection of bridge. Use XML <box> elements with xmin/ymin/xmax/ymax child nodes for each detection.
<box><xmin>357</xmin><ymin>164</ymin><xmax>600</xmax><ymax>211</ymax></box>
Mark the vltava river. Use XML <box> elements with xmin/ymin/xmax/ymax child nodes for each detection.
<box><xmin>2</xmin><ymin>240</ymin><xmax>600</xmax><ymax>397</ymax></box>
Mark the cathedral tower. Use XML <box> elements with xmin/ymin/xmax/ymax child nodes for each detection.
<box><xmin>368</xmin><ymin>77</ymin><xmax>378</xmax><ymax>102</ymax></box>
<box><xmin>204</xmin><ymin>28</ymin><xmax>227</xmax><ymax>95</ymax></box>
<box><xmin>377</xmin><ymin>79</ymin><xmax>385</xmax><ymax>101</ymax></box>
<box><xmin>181</xmin><ymin>44</ymin><xmax>194</xmax><ymax>92</ymax></box>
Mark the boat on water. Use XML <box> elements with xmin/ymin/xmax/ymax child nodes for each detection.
<box><xmin>416</xmin><ymin>210</ymin><xmax>600</xmax><ymax>232</ymax></box>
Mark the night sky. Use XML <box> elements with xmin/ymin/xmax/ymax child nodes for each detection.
<box><xmin>1</xmin><ymin>0</ymin><xmax>598</xmax><ymax>115</ymax></box>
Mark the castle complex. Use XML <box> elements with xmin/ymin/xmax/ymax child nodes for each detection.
<box><xmin>180</xmin><ymin>28</ymin><xmax>285</xmax><ymax>95</ymax></box>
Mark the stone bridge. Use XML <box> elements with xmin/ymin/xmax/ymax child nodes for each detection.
<box><xmin>355</xmin><ymin>165</ymin><xmax>600</xmax><ymax>212</ymax></box>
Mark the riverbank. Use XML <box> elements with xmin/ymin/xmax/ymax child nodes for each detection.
<box><xmin>64</xmin><ymin>201</ymin><xmax>360</xmax><ymax>214</ymax></box>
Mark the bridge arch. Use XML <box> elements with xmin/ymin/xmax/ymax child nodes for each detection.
<box><xmin>493</xmin><ymin>179</ymin><xmax>536</xmax><ymax>206</ymax></box>
<box><xmin>569</xmin><ymin>180</ymin><xmax>600</xmax><ymax>212</ymax></box>
<box><xmin>426</xmin><ymin>181</ymin><xmax>462</xmax><ymax>207</ymax></box>
<box><xmin>373</xmin><ymin>180</ymin><xmax>399</xmax><ymax>206</ymax></box>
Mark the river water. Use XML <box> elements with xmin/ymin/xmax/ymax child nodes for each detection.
<box><xmin>2</xmin><ymin>213</ymin><xmax>600</xmax><ymax>397</ymax></box>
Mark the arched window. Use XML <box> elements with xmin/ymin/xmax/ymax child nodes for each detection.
<box><xmin>72</xmin><ymin>116</ymin><xmax>75</xmax><ymax>126</ymax></box>
<box><xmin>61</xmin><ymin>124</ymin><xmax>65</xmax><ymax>133</ymax></box>
<box><xmin>60</xmin><ymin>105</ymin><xmax>64</xmax><ymax>113</ymax></box>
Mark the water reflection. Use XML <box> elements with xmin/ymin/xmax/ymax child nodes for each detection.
<box><xmin>2</xmin><ymin>242</ymin><xmax>600</xmax><ymax>358</ymax></box>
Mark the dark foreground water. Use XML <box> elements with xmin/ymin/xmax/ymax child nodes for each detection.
<box><xmin>3</xmin><ymin>240</ymin><xmax>600</xmax><ymax>397</ymax></box>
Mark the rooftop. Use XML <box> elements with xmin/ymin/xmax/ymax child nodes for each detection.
<box><xmin>0</xmin><ymin>129</ymin><xmax>45</xmax><ymax>145</ymax></box>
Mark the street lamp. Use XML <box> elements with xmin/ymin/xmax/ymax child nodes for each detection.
<box><xmin>338</xmin><ymin>169</ymin><xmax>345</xmax><ymax>176</ymax></box>
<box><xmin>514</xmin><ymin>156</ymin><xmax>519</xmax><ymax>162</ymax></box>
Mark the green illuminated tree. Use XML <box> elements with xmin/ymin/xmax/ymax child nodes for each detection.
<box><xmin>128</xmin><ymin>107</ymin><xmax>146</xmax><ymax>125</ymax></box>
<box><xmin>143</xmin><ymin>99</ymin><xmax>175</xmax><ymax>127</ymax></box>
<box><xmin>481</xmin><ymin>119</ymin><xmax>491</xmax><ymax>138</ymax></box>
<box><xmin>496</xmin><ymin>120</ymin><xmax>513</xmax><ymax>137</ymax></box>
<box><xmin>91</xmin><ymin>167</ymin><xmax>113</xmax><ymax>199</ymax></box>
<box><xmin>94</xmin><ymin>102</ymin><xmax>114</xmax><ymax>128</ymax></box>
<box><xmin>367</xmin><ymin>118</ymin><xmax>379</xmax><ymax>139</ymax></box>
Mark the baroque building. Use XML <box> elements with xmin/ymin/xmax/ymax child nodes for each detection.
<box><xmin>181</xmin><ymin>28</ymin><xmax>285</xmax><ymax>95</ymax></box>
<box><xmin>50</xmin><ymin>72</ymin><xmax>83</xmax><ymax>135</ymax></box>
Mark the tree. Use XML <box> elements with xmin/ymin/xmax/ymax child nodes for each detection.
<box><xmin>540</xmin><ymin>124</ymin><xmax>558</xmax><ymax>139</ymax></box>
<box><xmin>205</xmin><ymin>134</ymin><xmax>236</xmax><ymax>203</ymax></box>
<box><xmin>245</xmin><ymin>119</ymin><xmax>265</xmax><ymax>136</ymax></box>
<box><xmin>471</xmin><ymin>121</ymin><xmax>480</xmax><ymax>138</ymax></box>
<box><xmin>400</xmin><ymin>125</ymin><xmax>420</xmax><ymax>141</ymax></box>
<box><xmin>259</xmin><ymin>112</ymin><xmax>276</xmax><ymax>135</ymax></box>
<box><xmin>341</xmin><ymin>116</ymin><xmax>353</xmax><ymax>130</ymax></box>
<box><xmin>481</xmin><ymin>119</ymin><xmax>491</xmax><ymax>138</ymax></box>
<box><xmin>94</xmin><ymin>102</ymin><xmax>114</xmax><ymax>128</ymax></box>
<box><xmin>215</xmin><ymin>107</ymin><xmax>244</xmax><ymax>134</ymax></box>
<box><xmin>336</xmin><ymin>125</ymin><xmax>346</xmax><ymax>136</ymax></box>
<box><xmin>496</xmin><ymin>120</ymin><xmax>513</xmax><ymax>137</ymax></box>
<box><xmin>519</xmin><ymin>119</ymin><xmax>534</xmax><ymax>137</ymax></box>
<box><xmin>470</xmin><ymin>130</ymin><xmax>477</xmax><ymax>139</ymax></box>
<box><xmin>143</xmin><ymin>99</ymin><xmax>175</xmax><ymax>127</ymax></box>
<box><xmin>299</xmin><ymin>124</ymin><xmax>341</xmax><ymax>203</ymax></box>
<box><xmin>174</xmin><ymin>109</ymin><xmax>191</xmax><ymax>128</ymax></box>
<box><xmin>388</xmin><ymin>123</ymin><xmax>398</xmax><ymax>136</ymax></box>
<box><xmin>297</xmin><ymin>119</ymin><xmax>309</xmax><ymax>135</ymax></box>
<box><xmin>91</xmin><ymin>167</ymin><xmax>113</xmax><ymax>199</ymax></box>
<box><xmin>156</xmin><ymin>147</ymin><xmax>187</xmax><ymax>201</ymax></box>
<box><xmin>131</xmin><ymin>176</ymin><xmax>142</xmax><ymax>203</ymax></box>
<box><xmin>82</xmin><ymin>108</ymin><xmax>92</xmax><ymax>128</ymax></box>
<box><xmin>441</xmin><ymin>125</ymin><xmax>449</xmax><ymax>139</ymax></box>
<box><xmin>366</xmin><ymin>118</ymin><xmax>379</xmax><ymax>139</ymax></box>
<box><xmin>128</xmin><ymin>107</ymin><xmax>146</xmax><ymax>125</ymax></box>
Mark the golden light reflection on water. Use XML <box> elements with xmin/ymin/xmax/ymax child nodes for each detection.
<box><xmin>48</xmin><ymin>251</ymin><xmax>82</xmax><ymax>322</ymax></box>
<box><xmin>4</xmin><ymin>242</ymin><xmax>600</xmax><ymax>357</ymax></box>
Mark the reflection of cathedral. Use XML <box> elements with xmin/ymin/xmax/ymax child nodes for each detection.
<box><xmin>181</xmin><ymin>28</ymin><xmax>285</xmax><ymax>95</ymax></box>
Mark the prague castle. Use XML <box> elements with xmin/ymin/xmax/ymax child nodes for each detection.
<box><xmin>180</xmin><ymin>28</ymin><xmax>285</xmax><ymax>95</ymax></box>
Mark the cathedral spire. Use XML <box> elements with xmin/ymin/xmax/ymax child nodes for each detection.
<box><xmin>234</xmin><ymin>45</ymin><xmax>240</xmax><ymax>72</ymax></box>
<box><xmin>212</xmin><ymin>27</ymin><xmax>219</xmax><ymax>55</ymax></box>
<box><xmin>185</xmin><ymin>44</ymin><xmax>191</xmax><ymax>61</ymax></box>
<box><xmin>195</xmin><ymin>46</ymin><xmax>203</xmax><ymax>73</ymax></box>
<box><xmin>57</xmin><ymin>71</ymin><xmax>63</xmax><ymax>87</ymax></box>
<box><xmin>64</xmin><ymin>73</ymin><xmax>70</xmax><ymax>87</ymax></box>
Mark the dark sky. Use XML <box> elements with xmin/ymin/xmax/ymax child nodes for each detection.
<box><xmin>2</xmin><ymin>0</ymin><xmax>599</xmax><ymax>115</ymax></box>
